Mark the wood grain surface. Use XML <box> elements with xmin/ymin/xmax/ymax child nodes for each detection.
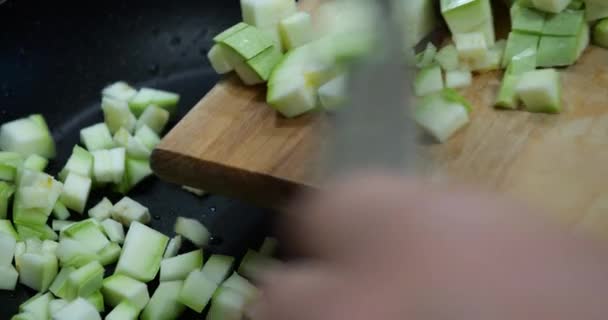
<box><xmin>152</xmin><ymin>0</ymin><xmax>608</xmax><ymax>224</ymax></box>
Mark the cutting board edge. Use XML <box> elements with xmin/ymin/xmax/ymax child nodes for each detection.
<box><xmin>151</xmin><ymin>147</ymin><xmax>314</xmax><ymax>208</ymax></box>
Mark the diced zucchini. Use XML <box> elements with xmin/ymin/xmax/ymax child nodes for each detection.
<box><xmin>279</xmin><ymin>12</ymin><xmax>313</xmax><ymax>50</ymax></box>
<box><xmin>50</xmin><ymin>267</ymin><xmax>75</xmax><ymax>299</ymax></box>
<box><xmin>238</xmin><ymin>249</ymin><xmax>281</xmax><ymax>280</ymax></box>
<box><xmin>136</xmin><ymin>105</ymin><xmax>170</xmax><ymax>135</ymax></box>
<box><xmin>174</xmin><ymin>217</ymin><xmax>210</xmax><ymax>247</ymax></box>
<box><xmin>56</xmin><ymin>238</ymin><xmax>97</xmax><ymax>268</ymax></box>
<box><xmin>101</xmin><ymin>219</ymin><xmax>125</xmax><ymax>244</ymax></box>
<box><xmin>441</xmin><ymin>0</ymin><xmax>493</xmax><ymax>34</ymax></box>
<box><xmin>105</xmin><ymin>301</ymin><xmax>139</xmax><ymax>320</ymax></box>
<box><xmin>88</xmin><ymin>197</ymin><xmax>113</xmax><ymax>221</ymax></box>
<box><xmin>160</xmin><ymin>249</ymin><xmax>204</xmax><ymax>282</ymax></box>
<box><xmin>134</xmin><ymin>125</ymin><xmax>160</xmax><ymax>151</ymax></box>
<box><xmin>85</xmin><ymin>291</ymin><xmax>105</xmax><ymax>312</ymax></box>
<box><xmin>318</xmin><ymin>74</ymin><xmax>347</xmax><ymax>111</ymax></box>
<box><xmin>511</xmin><ymin>3</ymin><xmax>547</xmax><ymax>34</ymax></box>
<box><xmin>102</xmin><ymin>96</ymin><xmax>137</xmax><ymax>134</ymax></box>
<box><xmin>49</xmin><ymin>299</ymin><xmax>69</xmax><ymax>316</ymax></box>
<box><xmin>42</xmin><ymin>240</ymin><xmax>59</xmax><ymax>255</ymax></box>
<box><xmin>53</xmin><ymin>201</ymin><xmax>71</xmax><ymax>220</ymax></box>
<box><xmin>508</xmin><ymin>47</ymin><xmax>538</xmax><ymax>74</ymax></box>
<box><xmin>0</xmin><ymin>182</ymin><xmax>15</xmax><ymax>219</ymax></box>
<box><xmin>163</xmin><ymin>235</ymin><xmax>182</xmax><ymax>259</ymax></box>
<box><xmin>222</xmin><ymin>272</ymin><xmax>259</xmax><ymax>303</ymax></box>
<box><xmin>65</xmin><ymin>261</ymin><xmax>104</xmax><ymax>300</ymax></box>
<box><xmin>52</xmin><ymin>220</ymin><xmax>75</xmax><ymax>232</ymax></box>
<box><xmin>208</xmin><ymin>44</ymin><xmax>235</xmax><ymax>74</ymax></box>
<box><xmin>60</xmin><ymin>172</ymin><xmax>92</xmax><ymax>214</ymax></box>
<box><xmin>0</xmin><ymin>115</ymin><xmax>56</xmax><ymax>158</ymax></box>
<box><xmin>395</xmin><ymin>0</ymin><xmax>438</xmax><ymax>47</ymax></box>
<box><xmin>0</xmin><ymin>163</ymin><xmax>16</xmax><ymax>182</ymax></box>
<box><xmin>141</xmin><ymin>281</ymin><xmax>186</xmax><ymax>320</ymax></box>
<box><xmin>496</xmin><ymin>74</ymin><xmax>521</xmax><ymax>109</ymax></box>
<box><xmin>206</xmin><ymin>287</ymin><xmax>249</xmax><ymax>320</ymax></box>
<box><xmin>416</xmin><ymin>42</ymin><xmax>438</xmax><ymax>69</ymax></box>
<box><xmin>434</xmin><ymin>44</ymin><xmax>460</xmax><ymax>71</ymax></box>
<box><xmin>585</xmin><ymin>2</ymin><xmax>608</xmax><ymax>22</ymax></box>
<box><xmin>543</xmin><ymin>9</ymin><xmax>585</xmax><ymax>36</ymax></box>
<box><xmin>202</xmin><ymin>254</ymin><xmax>235</xmax><ymax>285</ymax></box>
<box><xmin>102</xmin><ymin>81</ymin><xmax>138</xmax><ymax>102</ymax></box>
<box><xmin>20</xmin><ymin>292</ymin><xmax>52</xmax><ymax>320</ymax></box>
<box><xmin>60</xmin><ymin>146</ymin><xmax>94</xmax><ymax>180</ymax></box>
<box><xmin>445</xmin><ymin>69</ymin><xmax>473</xmax><ymax>88</ymax></box>
<box><xmin>516</xmin><ymin>68</ymin><xmax>562</xmax><ymax>113</ymax></box>
<box><xmin>15</xmin><ymin>222</ymin><xmax>58</xmax><ymax>241</ymax></box>
<box><xmin>51</xmin><ymin>297</ymin><xmax>101</xmax><ymax>320</ymax></box>
<box><xmin>413</xmin><ymin>90</ymin><xmax>471</xmax><ymax>143</ymax></box>
<box><xmin>0</xmin><ymin>151</ymin><xmax>24</xmax><ymax>168</ymax></box>
<box><xmin>116</xmin><ymin>221</ymin><xmax>168</xmax><ymax>282</ymax></box>
<box><xmin>114</xmin><ymin>128</ymin><xmax>151</xmax><ymax>160</ymax></box>
<box><xmin>537</xmin><ymin>34</ymin><xmax>578</xmax><ymax>67</ymax></box>
<box><xmin>80</xmin><ymin>123</ymin><xmax>114</xmax><ymax>151</ymax></box>
<box><xmin>414</xmin><ymin>65</ymin><xmax>444</xmax><ymax>96</ymax></box>
<box><xmin>593</xmin><ymin>18</ymin><xmax>608</xmax><ymax>48</ymax></box>
<box><xmin>92</xmin><ymin>148</ymin><xmax>126</xmax><ymax>184</ymax></box>
<box><xmin>129</xmin><ymin>88</ymin><xmax>180</xmax><ymax>117</ymax></box>
<box><xmin>179</xmin><ymin>270</ymin><xmax>218</xmax><ymax>313</ymax></box>
<box><xmin>0</xmin><ymin>219</ymin><xmax>19</xmax><ymax>240</ymax></box>
<box><xmin>453</xmin><ymin>32</ymin><xmax>488</xmax><ymax>60</ymax></box>
<box><xmin>98</xmin><ymin>242</ymin><xmax>122</xmax><ymax>266</ymax></box>
<box><xmin>502</xmin><ymin>32</ymin><xmax>540</xmax><ymax>67</ymax></box>
<box><xmin>0</xmin><ymin>232</ymin><xmax>17</xmax><ymax>266</ymax></box>
<box><xmin>17</xmin><ymin>252</ymin><xmax>58</xmax><ymax>291</ymax></box>
<box><xmin>114</xmin><ymin>158</ymin><xmax>153</xmax><ymax>195</ymax></box>
<box><xmin>23</xmin><ymin>154</ymin><xmax>48</xmax><ymax>172</ymax></box>
<box><xmin>241</xmin><ymin>0</ymin><xmax>297</xmax><ymax>29</ymax></box>
<box><xmin>246</xmin><ymin>45</ymin><xmax>284</xmax><ymax>82</ymax></box>
<box><xmin>101</xmin><ymin>274</ymin><xmax>150</xmax><ymax>310</ymax></box>
<box><xmin>111</xmin><ymin>197</ymin><xmax>151</xmax><ymax>226</ymax></box>
<box><xmin>62</xmin><ymin>219</ymin><xmax>110</xmax><ymax>253</ymax></box>
<box><xmin>0</xmin><ymin>265</ymin><xmax>18</xmax><ymax>290</ymax></box>
<box><xmin>531</xmin><ymin>0</ymin><xmax>571</xmax><ymax>13</ymax></box>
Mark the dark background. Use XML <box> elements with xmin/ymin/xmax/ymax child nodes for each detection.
<box><xmin>0</xmin><ymin>0</ymin><xmax>276</xmax><ymax>317</ymax></box>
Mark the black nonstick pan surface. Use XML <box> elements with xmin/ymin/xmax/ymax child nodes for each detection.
<box><xmin>0</xmin><ymin>0</ymin><xmax>275</xmax><ymax>317</ymax></box>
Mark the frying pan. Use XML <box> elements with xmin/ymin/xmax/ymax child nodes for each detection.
<box><xmin>0</xmin><ymin>0</ymin><xmax>275</xmax><ymax>317</ymax></box>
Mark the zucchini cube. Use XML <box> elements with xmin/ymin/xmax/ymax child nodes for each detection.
<box><xmin>542</xmin><ymin>9</ymin><xmax>585</xmax><ymax>36</ymax></box>
<box><xmin>531</xmin><ymin>0</ymin><xmax>571</xmax><ymax>13</ymax></box>
<box><xmin>516</xmin><ymin>69</ymin><xmax>562</xmax><ymax>113</ymax></box>
<box><xmin>502</xmin><ymin>31</ymin><xmax>540</xmax><ymax>67</ymax></box>
<box><xmin>454</xmin><ymin>32</ymin><xmax>488</xmax><ymax>60</ymax></box>
<box><xmin>441</xmin><ymin>0</ymin><xmax>493</xmax><ymax>34</ymax></box>
<box><xmin>511</xmin><ymin>3</ymin><xmax>547</xmax><ymax>34</ymax></box>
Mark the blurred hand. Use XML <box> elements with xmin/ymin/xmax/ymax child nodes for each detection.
<box><xmin>252</xmin><ymin>172</ymin><xmax>608</xmax><ymax>320</ymax></box>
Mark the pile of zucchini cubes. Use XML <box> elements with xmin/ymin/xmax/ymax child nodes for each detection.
<box><xmin>0</xmin><ymin>80</ymin><xmax>279</xmax><ymax>319</ymax></box>
<box><xmin>209</xmin><ymin>0</ymin><xmax>608</xmax><ymax>143</ymax></box>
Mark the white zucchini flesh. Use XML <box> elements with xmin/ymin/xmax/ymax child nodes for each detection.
<box><xmin>414</xmin><ymin>65</ymin><xmax>444</xmax><ymax>96</ymax></box>
<box><xmin>179</xmin><ymin>270</ymin><xmax>218</xmax><ymax>313</ymax></box>
<box><xmin>17</xmin><ymin>252</ymin><xmax>58</xmax><ymax>291</ymax></box>
<box><xmin>206</xmin><ymin>287</ymin><xmax>248</xmax><ymax>320</ymax></box>
<box><xmin>42</xmin><ymin>240</ymin><xmax>59</xmax><ymax>256</ymax></box>
<box><xmin>0</xmin><ymin>231</ymin><xmax>17</xmax><ymax>265</ymax></box>
<box><xmin>435</xmin><ymin>44</ymin><xmax>460</xmax><ymax>71</ymax></box>
<box><xmin>49</xmin><ymin>299</ymin><xmax>69</xmax><ymax>316</ymax></box>
<box><xmin>115</xmin><ymin>158</ymin><xmax>153</xmax><ymax>195</ymax></box>
<box><xmin>445</xmin><ymin>69</ymin><xmax>473</xmax><ymax>89</ymax></box>
<box><xmin>0</xmin><ymin>183</ymin><xmax>15</xmax><ymax>219</ymax></box>
<box><xmin>86</xmin><ymin>291</ymin><xmax>105</xmax><ymax>312</ymax></box>
<box><xmin>208</xmin><ymin>44</ymin><xmax>235</xmax><ymax>74</ymax></box>
<box><xmin>113</xmin><ymin>128</ymin><xmax>151</xmax><ymax>160</ymax></box>
<box><xmin>0</xmin><ymin>219</ymin><xmax>19</xmax><ymax>240</ymax></box>
<box><xmin>129</xmin><ymin>88</ymin><xmax>180</xmax><ymax>117</ymax></box>
<box><xmin>136</xmin><ymin>105</ymin><xmax>170</xmax><ymax>135</ymax></box>
<box><xmin>102</xmin><ymin>81</ymin><xmax>138</xmax><ymax>102</ymax></box>
<box><xmin>453</xmin><ymin>31</ymin><xmax>488</xmax><ymax>60</ymax></box>
<box><xmin>238</xmin><ymin>249</ymin><xmax>281</xmax><ymax>280</ymax></box>
<box><xmin>163</xmin><ymin>235</ymin><xmax>183</xmax><ymax>259</ymax></box>
<box><xmin>51</xmin><ymin>297</ymin><xmax>101</xmax><ymax>320</ymax></box>
<box><xmin>105</xmin><ymin>301</ymin><xmax>139</xmax><ymax>320</ymax></box>
<box><xmin>52</xmin><ymin>219</ymin><xmax>75</xmax><ymax>232</ymax></box>
<box><xmin>19</xmin><ymin>186</ymin><xmax>50</xmax><ymax>209</ymax></box>
<box><xmin>18</xmin><ymin>169</ymin><xmax>64</xmax><ymax>216</ymax></box>
<box><xmin>134</xmin><ymin>125</ymin><xmax>161</xmax><ymax>151</ymax></box>
<box><xmin>88</xmin><ymin>197</ymin><xmax>113</xmax><ymax>221</ymax></box>
<box><xmin>61</xmin><ymin>146</ymin><xmax>93</xmax><ymax>180</ymax></box>
<box><xmin>318</xmin><ymin>74</ymin><xmax>347</xmax><ymax>111</ymax></box>
<box><xmin>101</xmin><ymin>274</ymin><xmax>150</xmax><ymax>310</ymax></box>
<box><xmin>115</xmin><ymin>221</ymin><xmax>169</xmax><ymax>282</ymax></box>
<box><xmin>279</xmin><ymin>12</ymin><xmax>313</xmax><ymax>50</ymax></box>
<box><xmin>102</xmin><ymin>96</ymin><xmax>137</xmax><ymax>134</ymax></box>
<box><xmin>56</xmin><ymin>238</ymin><xmax>97</xmax><ymax>268</ymax></box>
<box><xmin>80</xmin><ymin>123</ymin><xmax>114</xmax><ymax>151</ymax></box>
<box><xmin>0</xmin><ymin>264</ymin><xmax>19</xmax><ymax>290</ymax></box>
<box><xmin>515</xmin><ymin>68</ymin><xmax>561</xmax><ymax>113</ymax></box>
<box><xmin>23</xmin><ymin>154</ymin><xmax>48</xmax><ymax>172</ymax></box>
<box><xmin>241</xmin><ymin>0</ymin><xmax>297</xmax><ymax>28</ymax></box>
<box><xmin>65</xmin><ymin>261</ymin><xmax>104</xmax><ymax>300</ymax></box>
<box><xmin>20</xmin><ymin>292</ymin><xmax>52</xmax><ymax>320</ymax></box>
<box><xmin>91</xmin><ymin>147</ymin><xmax>126</xmax><ymax>184</ymax></box>
<box><xmin>111</xmin><ymin>197</ymin><xmax>151</xmax><ymax>226</ymax></box>
<box><xmin>531</xmin><ymin>0</ymin><xmax>571</xmax><ymax>13</ymax></box>
<box><xmin>414</xmin><ymin>93</ymin><xmax>470</xmax><ymax>143</ymax></box>
<box><xmin>202</xmin><ymin>254</ymin><xmax>235</xmax><ymax>285</ymax></box>
<box><xmin>141</xmin><ymin>280</ymin><xmax>186</xmax><ymax>320</ymax></box>
<box><xmin>174</xmin><ymin>217</ymin><xmax>210</xmax><ymax>247</ymax></box>
<box><xmin>98</xmin><ymin>242</ymin><xmax>122</xmax><ymax>266</ymax></box>
<box><xmin>53</xmin><ymin>201</ymin><xmax>71</xmax><ymax>220</ymax></box>
<box><xmin>101</xmin><ymin>219</ymin><xmax>125</xmax><ymax>244</ymax></box>
<box><xmin>50</xmin><ymin>267</ymin><xmax>75</xmax><ymax>299</ymax></box>
<box><xmin>62</xmin><ymin>219</ymin><xmax>110</xmax><ymax>253</ymax></box>
<box><xmin>60</xmin><ymin>172</ymin><xmax>92</xmax><ymax>214</ymax></box>
<box><xmin>0</xmin><ymin>116</ymin><xmax>56</xmax><ymax>159</ymax></box>
<box><xmin>222</xmin><ymin>272</ymin><xmax>260</xmax><ymax>304</ymax></box>
<box><xmin>160</xmin><ymin>249</ymin><xmax>204</xmax><ymax>282</ymax></box>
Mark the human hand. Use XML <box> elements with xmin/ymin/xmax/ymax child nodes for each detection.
<box><xmin>252</xmin><ymin>172</ymin><xmax>608</xmax><ymax>320</ymax></box>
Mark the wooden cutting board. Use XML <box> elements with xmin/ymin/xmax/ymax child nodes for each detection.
<box><xmin>152</xmin><ymin>0</ymin><xmax>608</xmax><ymax>225</ymax></box>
